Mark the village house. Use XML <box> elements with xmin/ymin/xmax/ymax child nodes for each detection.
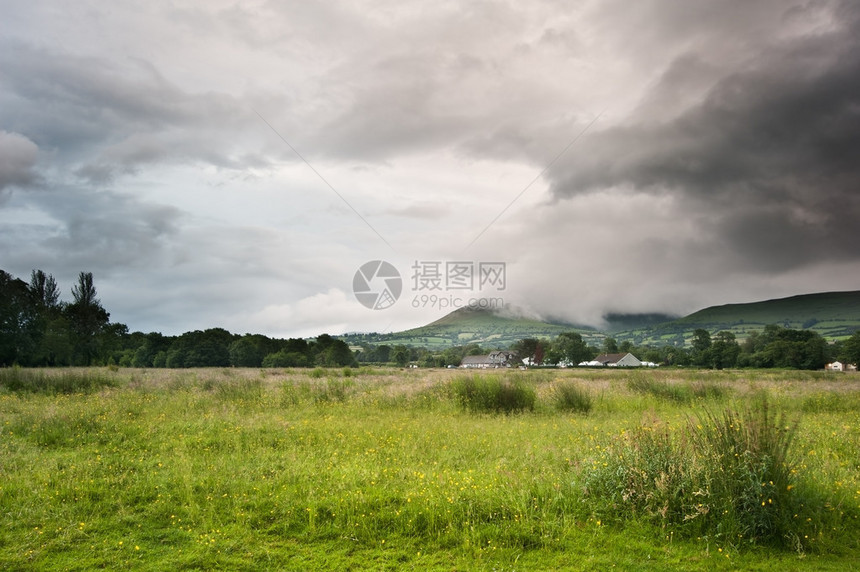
<box><xmin>825</xmin><ymin>361</ymin><xmax>858</xmax><ymax>371</ymax></box>
<box><xmin>579</xmin><ymin>352</ymin><xmax>643</xmax><ymax>367</ymax></box>
<box><xmin>460</xmin><ymin>351</ymin><xmax>515</xmax><ymax>368</ymax></box>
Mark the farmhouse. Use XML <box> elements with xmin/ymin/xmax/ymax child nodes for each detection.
<box><xmin>460</xmin><ymin>351</ymin><xmax>515</xmax><ymax>368</ymax></box>
<box><xmin>582</xmin><ymin>352</ymin><xmax>643</xmax><ymax>367</ymax></box>
<box><xmin>825</xmin><ymin>361</ymin><xmax>858</xmax><ymax>371</ymax></box>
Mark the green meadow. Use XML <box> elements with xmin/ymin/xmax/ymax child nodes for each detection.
<box><xmin>2</xmin><ymin>367</ymin><xmax>859</xmax><ymax>570</ymax></box>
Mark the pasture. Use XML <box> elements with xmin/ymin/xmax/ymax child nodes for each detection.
<box><xmin>1</xmin><ymin>367</ymin><xmax>859</xmax><ymax>570</ymax></box>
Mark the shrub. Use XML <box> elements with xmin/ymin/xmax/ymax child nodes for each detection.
<box><xmin>583</xmin><ymin>399</ymin><xmax>804</xmax><ymax>548</ymax></box>
<box><xmin>451</xmin><ymin>374</ymin><xmax>536</xmax><ymax>414</ymax></box>
<box><xmin>690</xmin><ymin>399</ymin><xmax>799</xmax><ymax>546</ymax></box>
<box><xmin>552</xmin><ymin>381</ymin><xmax>593</xmax><ymax>414</ymax></box>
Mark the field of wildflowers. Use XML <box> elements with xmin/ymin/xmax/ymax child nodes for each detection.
<box><xmin>1</xmin><ymin>367</ymin><xmax>858</xmax><ymax>570</ymax></box>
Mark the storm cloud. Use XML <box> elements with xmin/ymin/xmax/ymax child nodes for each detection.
<box><xmin>1</xmin><ymin>0</ymin><xmax>858</xmax><ymax>335</ymax></box>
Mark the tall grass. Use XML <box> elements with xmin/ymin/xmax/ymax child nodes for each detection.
<box><xmin>450</xmin><ymin>373</ymin><xmax>536</xmax><ymax>413</ymax></box>
<box><xmin>551</xmin><ymin>380</ymin><xmax>593</xmax><ymax>414</ymax></box>
<box><xmin>626</xmin><ymin>373</ymin><xmax>728</xmax><ymax>403</ymax></box>
<box><xmin>582</xmin><ymin>398</ymin><xmax>824</xmax><ymax>549</ymax></box>
<box><xmin>0</xmin><ymin>367</ymin><xmax>117</xmax><ymax>394</ymax></box>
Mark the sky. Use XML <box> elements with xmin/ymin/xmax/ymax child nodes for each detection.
<box><xmin>2</xmin><ymin>0</ymin><xmax>859</xmax><ymax>338</ymax></box>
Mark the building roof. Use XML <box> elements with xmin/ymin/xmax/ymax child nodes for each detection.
<box><xmin>592</xmin><ymin>353</ymin><xmax>629</xmax><ymax>364</ymax></box>
<box><xmin>461</xmin><ymin>355</ymin><xmax>491</xmax><ymax>365</ymax></box>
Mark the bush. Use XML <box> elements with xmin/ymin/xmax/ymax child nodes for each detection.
<box><xmin>451</xmin><ymin>374</ymin><xmax>535</xmax><ymax>414</ymax></box>
<box><xmin>583</xmin><ymin>399</ymin><xmax>804</xmax><ymax>548</ymax></box>
<box><xmin>690</xmin><ymin>399</ymin><xmax>799</xmax><ymax>545</ymax></box>
<box><xmin>552</xmin><ymin>381</ymin><xmax>593</xmax><ymax>414</ymax></box>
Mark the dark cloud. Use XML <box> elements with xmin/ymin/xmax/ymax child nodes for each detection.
<box><xmin>548</xmin><ymin>2</ymin><xmax>860</xmax><ymax>271</ymax></box>
<box><xmin>0</xmin><ymin>42</ymin><xmax>267</xmax><ymax>184</ymax></box>
<box><xmin>1</xmin><ymin>187</ymin><xmax>182</xmax><ymax>275</ymax></box>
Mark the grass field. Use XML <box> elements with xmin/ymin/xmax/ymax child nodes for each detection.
<box><xmin>2</xmin><ymin>367</ymin><xmax>860</xmax><ymax>570</ymax></box>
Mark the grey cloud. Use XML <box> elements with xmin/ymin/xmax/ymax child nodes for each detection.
<box><xmin>548</xmin><ymin>4</ymin><xmax>860</xmax><ymax>271</ymax></box>
<box><xmin>2</xmin><ymin>187</ymin><xmax>183</xmax><ymax>276</ymax></box>
<box><xmin>0</xmin><ymin>42</ymin><xmax>268</xmax><ymax>184</ymax></box>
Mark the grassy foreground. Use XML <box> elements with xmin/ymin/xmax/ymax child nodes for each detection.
<box><xmin>1</xmin><ymin>367</ymin><xmax>859</xmax><ymax>570</ymax></box>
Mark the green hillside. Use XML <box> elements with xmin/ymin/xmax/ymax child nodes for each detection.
<box><xmin>616</xmin><ymin>290</ymin><xmax>860</xmax><ymax>346</ymax></box>
<box><xmin>341</xmin><ymin>307</ymin><xmax>599</xmax><ymax>349</ymax></box>
<box><xmin>341</xmin><ymin>290</ymin><xmax>860</xmax><ymax>350</ymax></box>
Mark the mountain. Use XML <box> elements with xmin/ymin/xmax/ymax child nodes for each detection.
<box><xmin>340</xmin><ymin>307</ymin><xmax>598</xmax><ymax>349</ymax></box>
<box><xmin>340</xmin><ymin>290</ymin><xmax>860</xmax><ymax>350</ymax></box>
<box><xmin>614</xmin><ymin>290</ymin><xmax>860</xmax><ymax>345</ymax></box>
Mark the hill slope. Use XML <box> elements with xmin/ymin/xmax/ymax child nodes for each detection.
<box><xmin>616</xmin><ymin>290</ymin><xmax>860</xmax><ymax>345</ymax></box>
<box><xmin>341</xmin><ymin>290</ymin><xmax>860</xmax><ymax>350</ymax></box>
<box><xmin>341</xmin><ymin>307</ymin><xmax>598</xmax><ymax>349</ymax></box>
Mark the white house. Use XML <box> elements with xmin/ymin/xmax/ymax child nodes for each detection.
<box><xmin>826</xmin><ymin>361</ymin><xmax>857</xmax><ymax>371</ymax></box>
<box><xmin>587</xmin><ymin>353</ymin><xmax>643</xmax><ymax>367</ymax></box>
<box><xmin>460</xmin><ymin>351</ymin><xmax>515</xmax><ymax>368</ymax></box>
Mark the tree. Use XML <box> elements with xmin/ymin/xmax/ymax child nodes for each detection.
<box><xmin>553</xmin><ymin>332</ymin><xmax>593</xmax><ymax>366</ymax></box>
<box><xmin>315</xmin><ymin>336</ymin><xmax>357</xmax><ymax>367</ymax></box>
<box><xmin>229</xmin><ymin>337</ymin><xmax>265</xmax><ymax>367</ymax></box>
<box><xmin>710</xmin><ymin>331</ymin><xmax>740</xmax><ymax>369</ymax></box>
<box><xmin>512</xmin><ymin>338</ymin><xmax>541</xmax><ymax>365</ymax></box>
<box><xmin>0</xmin><ymin>270</ymin><xmax>40</xmax><ymax>365</ymax></box>
<box><xmin>603</xmin><ymin>337</ymin><xmax>618</xmax><ymax>354</ymax></box>
<box><xmin>65</xmin><ymin>272</ymin><xmax>110</xmax><ymax>365</ymax></box>
<box><xmin>29</xmin><ymin>270</ymin><xmax>60</xmax><ymax>310</ymax></box>
<box><xmin>391</xmin><ymin>345</ymin><xmax>410</xmax><ymax>367</ymax></box>
<box><xmin>691</xmin><ymin>329</ymin><xmax>712</xmax><ymax>367</ymax></box>
<box><xmin>842</xmin><ymin>331</ymin><xmax>860</xmax><ymax>367</ymax></box>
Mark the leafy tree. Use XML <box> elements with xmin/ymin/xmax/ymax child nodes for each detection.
<box><xmin>0</xmin><ymin>270</ymin><xmax>40</xmax><ymax>365</ymax></box>
<box><xmin>391</xmin><ymin>345</ymin><xmax>410</xmax><ymax>367</ymax></box>
<box><xmin>65</xmin><ymin>272</ymin><xmax>110</xmax><ymax>365</ymax></box>
<box><xmin>228</xmin><ymin>334</ymin><xmax>279</xmax><ymax>368</ymax></box>
<box><xmin>691</xmin><ymin>329</ymin><xmax>712</xmax><ymax>367</ymax></box>
<box><xmin>262</xmin><ymin>350</ymin><xmax>309</xmax><ymax>367</ymax></box>
<box><xmin>29</xmin><ymin>270</ymin><xmax>60</xmax><ymax>310</ymax></box>
<box><xmin>376</xmin><ymin>345</ymin><xmax>392</xmax><ymax>363</ymax></box>
<box><xmin>842</xmin><ymin>331</ymin><xmax>860</xmax><ymax>366</ymax></box>
<box><xmin>553</xmin><ymin>332</ymin><xmax>593</xmax><ymax>365</ymax></box>
<box><xmin>742</xmin><ymin>325</ymin><xmax>827</xmax><ymax>369</ymax></box>
<box><xmin>710</xmin><ymin>331</ymin><xmax>740</xmax><ymax>369</ymax></box>
<box><xmin>512</xmin><ymin>338</ymin><xmax>541</xmax><ymax>365</ymax></box>
<box><xmin>132</xmin><ymin>333</ymin><xmax>171</xmax><ymax>367</ymax></box>
<box><xmin>314</xmin><ymin>336</ymin><xmax>356</xmax><ymax>367</ymax></box>
<box><xmin>603</xmin><ymin>337</ymin><xmax>618</xmax><ymax>353</ymax></box>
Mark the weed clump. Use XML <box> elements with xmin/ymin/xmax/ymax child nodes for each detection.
<box><xmin>552</xmin><ymin>381</ymin><xmax>593</xmax><ymax>414</ymax></box>
<box><xmin>451</xmin><ymin>374</ymin><xmax>536</xmax><ymax>414</ymax></box>
<box><xmin>583</xmin><ymin>398</ymin><xmax>806</xmax><ymax>549</ymax></box>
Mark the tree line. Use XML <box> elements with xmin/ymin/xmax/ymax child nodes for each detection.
<box><xmin>507</xmin><ymin>327</ymin><xmax>860</xmax><ymax>370</ymax></box>
<box><xmin>3</xmin><ymin>268</ymin><xmax>859</xmax><ymax>370</ymax></box>
<box><xmin>0</xmin><ymin>269</ymin><xmax>355</xmax><ymax>368</ymax></box>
